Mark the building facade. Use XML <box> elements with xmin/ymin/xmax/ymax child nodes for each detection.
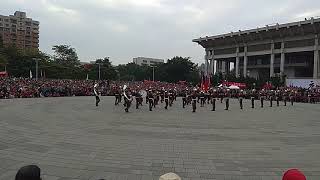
<box><xmin>133</xmin><ymin>57</ymin><xmax>164</xmax><ymax>66</ymax></box>
<box><xmin>193</xmin><ymin>18</ymin><xmax>320</xmax><ymax>80</ymax></box>
<box><xmin>0</xmin><ymin>11</ymin><xmax>39</xmax><ymax>50</ymax></box>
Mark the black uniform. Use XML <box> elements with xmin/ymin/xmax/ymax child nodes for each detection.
<box><xmin>114</xmin><ymin>89</ymin><xmax>121</xmax><ymax>106</ymax></box>
<box><xmin>283</xmin><ymin>91</ymin><xmax>288</xmax><ymax>106</ymax></box>
<box><xmin>289</xmin><ymin>91</ymin><xmax>295</xmax><ymax>106</ymax></box>
<box><xmin>164</xmin><ymin>91</ymin><xmax>169</xmax><ymax>109</ymax></box>
<box><xmin>94</xmin><ymin>84</ymin><xmax>100</xmax><ymax>107</ymax></box>
<box><xmin>225</xmin><ymin>91</ymin><xmax>230</xmax><ymax>110</ymax></box>
<box><xmin>134</xmin><ymin>91</ymin><xmax>143</xmax><ymax>109</ymax></box>
<box><xmin>211</xmin><ymin>91</ymin><xmax>217</xmax><ymax>111</ymax></box>
<box><xmin>200</xmin><ymin>91</ymin><xmax>205</xmax><ymax>107</ymax></box>
<box><xmin>124</xmin><ymin>90</ymin><xmax>133</xmax><ymax>112</ymax></box>
<box><xmin>250</xmin><ymin>90</ymin><xmax>255</xmax><ymax>108</ymax></box>
<box><xmin>147</xmin><ymin>91</ymin><xmax>154</xmax><ymax>111</ymax></box>
<box><xmin>276</xmin><ymin>91</ymin><xmax>280</xmax><ymax>106</ymax></box>
<box><xmin>169</xmin><ymin>91</ymin><xmax>174</xmax><ymax>107</ymax></box>
<box><xmin>182</xmin><ymin>91</ymin><xmax>187</xmax><ymax>108</ymax></box>
<box><xmin>260</xmin><ymin>91</ymin><xmax>266</xmax><ymax>108</ymax></box>
<box><xmin>238</xmin><ymin>92</ymin><xmax>244</xmax><ymax>109</ymax></box>
<box><xmin>191</xmin><ymin>91</ymin><xmax>197</xmax><ymax>113</ymax></box>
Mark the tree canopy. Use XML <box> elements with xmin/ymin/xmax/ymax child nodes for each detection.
<box><xmin>52</xmin><ymin>45</ymin><xmax>79</xmax><ymax>66</ymax></box>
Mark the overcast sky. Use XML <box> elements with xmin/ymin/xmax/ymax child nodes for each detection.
<box><xmin>2</xmin><ymin>0</ymin><xmax>320</xmax><ymax>65</ymax></box>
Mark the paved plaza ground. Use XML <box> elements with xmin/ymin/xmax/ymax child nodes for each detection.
<box><xmin>0</xmin><ymin>97</ymin><xmax>320</xmax><ymax>180</ymax></box>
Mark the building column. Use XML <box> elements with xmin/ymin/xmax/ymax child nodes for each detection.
<box><xmin>243</xmin><ymin>46</ymin><xmax>248</xmax><ymax>78</ymax></box>
<box><xmin>205</xmin><ymin>58</ymin><xmax>209</xmax><ymax>75</ymax></box>
<box><xmin>314</xmin><ymin>36</ymin><xmax>319</xmax><ymax>79</ymax></box>
<box><xmin>270</xmin><ymin>43</ymin><xmax>275</xmax><ymax>77</ymax></box>
<box><xmin>235</xmin><ymin>47</ymin><xmax>240</xmax><ymax>78</ymax></box>
<box><xmin>227</xmin><ymin>61</ymin><xmax>231</xmax><ymax>73</ymax></box>
<box><xmin>204</xmin><ymin>51</ymin><xmax>209</xmax><ymax>75</ymax></box>
<box><xmin>221</xmin><ymin>60</ymin><xmax>226</xmax><ymax>73</ymax></box>
<box><xmin>210</xmin><ymin>59</ymin><xmax>214</xmax><ymax>75</ymax></box>
<box><xmin>235</xmin><ymin>57</ymin><xmax>240</xmax><ymax>77</ymax></box>
<box><xmin>280</xmin><ymin>42</ymin><xmax>285</xmax><ymax>76</ymax></box>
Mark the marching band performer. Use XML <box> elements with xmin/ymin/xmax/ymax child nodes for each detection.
<box><xmin>182</xmin><ymin>89</ymin><xmax>188</xmax><ymax>108</ymax></box>
<box><xmin>276</xmin><ymin>90</ymin><xmax>280</xmax><ymax>106</ymax></box>
<box><xmin>200</xmin><ymin>91</ymin><xmax>205</xmax><ymax>107</ymax></box>
<box><xmin>289</xmin><ymin>90</ymin><xmax>295</xmax><ymax>106</ymax></box>
<box><xmin>259</xmin><ymin>89</ymin><xmax>266</xmax><ymax>108</ymax></box>
<box><xmin>238</xmin><ymin>90</ymin><xmax>244</xmax><ymax>110</ymax></box>
<box><xmin>114</xmin><ymin>86</ymin><xmax>122</xmax><ymax>106</ymax></box>
<box><xmin>164</xmin><ymin>90</ymin><xmax>169</xmax><ymax>110</ymax></box>
<box><xmin>169</xmin><ymin>89</ymin><xmax>174</xmax><ymax>107</ymax></box>
<box><xmin>147</xmin><ymin>90</ymin><xmax>154</xmax><ymax>111</ymax></box>
<box><xmin>269</xmin><ymin>90</ymin><xmax>274</xmax><ymax>107</ymax></box>
<box><xmin>134</xmin><ymin>90</ymin><xmax>143</xmax><ymax>109</ymax></box>
<box><xmin>283</xmin><ymin>90</ymin><xmax>288</xmax><ymax>106</ymax></box>
<box><xmin>123</xmin><ymin>86</ymin><xmax>133</xmax><ymax>113</ymax></box>
<box><xmin>211</xmin><ymin>89</ymin><xmax>217</xmax><ymax>111</ymax></box>
<box><xmin>224</xmin><ymin>89</ymin><xmax>230</xmax><ymax>110</ymax></box>
<box><xmin>191</xmin><ymin>88</ymin><xmax>198</xmax><ymax>113</ymax></box>
<box><xmin>251</xmin><ymin>89</ymin><xmax>256</xmax><ymax>108</ymax></box>
<box><xmin>94</xmin><ymin>83</ymin><xmax>100</xmax><ymax>107</ymax></box>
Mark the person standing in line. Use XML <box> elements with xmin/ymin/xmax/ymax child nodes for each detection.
<box><xmin>94</xmin><ymin>83</ymin><xmax>100</xmax><ymax>107</ymax></box>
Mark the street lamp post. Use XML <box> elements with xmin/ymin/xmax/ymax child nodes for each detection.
<box><xmin>152</xmin><ymin>66</ymin><xmax>155</xmax><ymax>82</ymax></box>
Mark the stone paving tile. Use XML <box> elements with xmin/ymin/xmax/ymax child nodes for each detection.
<box><xmin>0</xmin><ymin>97</ymin><xmax>320</xmax><ymax>180</ymax></box>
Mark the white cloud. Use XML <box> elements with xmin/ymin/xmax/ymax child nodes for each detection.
<box><xmin>2</xmin><ymin>0</ymin><xmax>320</xmax><ymax>64</ymax></box>
<box><xmin>93</xmin><ymin>0</ymin><xmax>165</xmax><ymax>9</ymax></box>
<box><xmin>294</xmin><ymin>9</ymin><xmax>320</xmax><ymax>20</ymax></box>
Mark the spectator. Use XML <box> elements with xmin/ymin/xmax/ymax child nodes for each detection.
<box><xmin>15</xmin><ymin>165</ymin><xmax>42</xmax><ymax>180</ymax></box>
<box><xmin>283</xmin><ymin>169</ymin><xmax>306</xmax><ymax>180</ymax></box>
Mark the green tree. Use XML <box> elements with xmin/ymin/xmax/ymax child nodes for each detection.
<box><xmin>157</xmin><ymin>56</ymin><xmax>199</xmax><ymax>83</ymax></box>
<box><xmin>88</xmin><ymin>57</ymin><xmax>117</xmax><ymax>80</ymax></box>
<box><xmin>52</xmin><ymin>45</ymin><xmax>79</xmax><ymax>66</ymax></box>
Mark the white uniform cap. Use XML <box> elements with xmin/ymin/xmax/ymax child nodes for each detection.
<box><xmin>159</xmin><ymin>173</ymin><xmax>181</xmax><ymax>180</ymax></box>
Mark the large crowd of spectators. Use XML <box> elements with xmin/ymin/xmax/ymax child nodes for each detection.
<box><xmin>0</xmin><ymin>78</ymin><xmax>189</xmax><ymax>99</ymax></box>
<box><xmin>1</xmin><ymin>77</ymin><xmax>319</xmax><ymax>103</ymax></box>
<box><xmin>14</xmin><ymin>165</ymin><xmax>307</xmax><ymax>180</ymax></box>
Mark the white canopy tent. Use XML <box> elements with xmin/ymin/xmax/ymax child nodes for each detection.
<box><xmin>228</xmin><ymin>85</ymin><xmax>240</xmax><ymax>90</ymax></box>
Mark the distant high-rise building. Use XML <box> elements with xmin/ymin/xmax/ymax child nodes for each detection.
<box><xmin>0</xmin><ymin>11</ymin><xmax>39</xmax><ymax>50</ymax></box>
<box><xmin>133</xmin><ymin>57</ymin><xmax>164</xmax><ymax>66</ymax></box>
